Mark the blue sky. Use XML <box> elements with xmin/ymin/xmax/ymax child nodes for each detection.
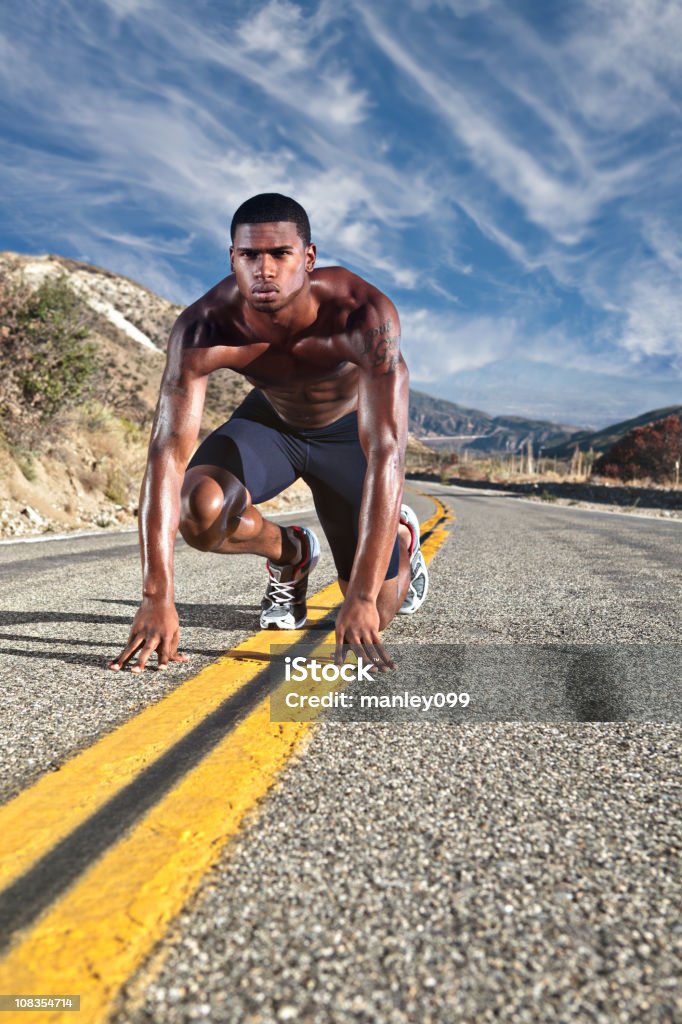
<box><xmin>1</xmin><ymin>0</ymin><xmax>680</xmax><ymax>427</ymax></box>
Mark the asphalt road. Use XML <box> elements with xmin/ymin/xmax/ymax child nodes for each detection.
<box><xmin>0</xmin><ymin>485</ymin><xmax>680</xmax><ymax>1022</ymax></box>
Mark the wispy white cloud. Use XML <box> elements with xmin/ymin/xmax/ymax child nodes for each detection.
<box><xmin>619</xmin><ymin>275</ymin><xmax>682</xmax><ymax>362</ymax></box>
<box><xmin>237</xmin><ymin>0</ymin><xmax>314</xmax><ymax>68</ymax></box>
<box><xmin>407</xmin><ymin>0</ymin><xmax>494</xmax><ymax>13</ymax></box>
<box><xmin>558</xmin><ymin>0</ymin><xmax>682</xmax><ymax>130</ymax></box>
<box><xmin>400</xmin><ymin>307</ymin><xmax>520</xmax><ymax>379</ymax></box>
<box><xmin>139</xmin><ymin>0</ymin><xmax>370</xmax><ymax>129</ymax></box>
<box><xmin>0</xmin><ymin>0</ymin><xmax>429</xmax><ymax>292</ymax></box>
<box><xmin>0</xmin><ymin>0</ymin><xmax>680</xmax><ymax>415</ymax></box>
<box><xmin>353</xmin><ymin>3</ymin><xmax>641</xmax><ymax>245</ymax></box>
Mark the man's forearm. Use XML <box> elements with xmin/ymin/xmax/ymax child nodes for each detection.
<box><xmin>139</xmin><ymin>449</ymin><xmax>183</xmax><ymax>600</ymax></box>
<box><xmin>346</xmin><ymin>447</ymin><xmax>405</xmax><ymax>601</ymax></box>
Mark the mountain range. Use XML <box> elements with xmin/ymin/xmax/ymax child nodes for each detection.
<box><xmin>543</xmin><ymin>406</ymin><xmax>682</xmax><ymax>459</ymax></box>
<box><xmin>412</xmin><ymin>359</ymin><xmax>681</xmax><ymax>431</ymax></box>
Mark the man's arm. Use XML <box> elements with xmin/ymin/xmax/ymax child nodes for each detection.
<box><xmin>335</xmin><ymin>298</ymin><xmax>408</xmax><ymax>663</ymax></box>
<box><xmin>109</xmin><ymin>316</ymin><xmax>208</xmax><ymax>672</ymax></box>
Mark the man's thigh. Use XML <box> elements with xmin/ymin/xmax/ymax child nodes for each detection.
<box><xmin>304</xmin><ymin>431</ymin><xmax>400</xmax><ymax>582</ymax></box>
<box><xmin>187</xmin><ymin>414</ymin><xmax>303</xmax><ymax>503</ymax></box>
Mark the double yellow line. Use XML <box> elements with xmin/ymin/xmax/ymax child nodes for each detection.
<box><xmin>0</xmin><ymin>498</ymin><xmax>453</xmax><ymax>1023</ymax></box>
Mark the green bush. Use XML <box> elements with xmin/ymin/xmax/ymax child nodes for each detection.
<box><xmin>1</xmin><ymin>276</ymin><xmax>102</xmax><ymax>435</ymax></box>
<box><xmin>104</xmin><ymin>470</ymin><xmax>128</xmax><ymax>505</ymax></box>
<box><xmin>15</xmin><ymin>278</ymin><xmax>99</xmax><ymax>418</ymax></box>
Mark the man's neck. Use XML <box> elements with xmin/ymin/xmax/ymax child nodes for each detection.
<box><xmin>243</xmin><ymin>280</ymin><xmax>319</xmax><ymax>344</ymax></box>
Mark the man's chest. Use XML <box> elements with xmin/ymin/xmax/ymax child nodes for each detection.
<box><xmin>207</xmin><ymin>332</ymin><xmax>353</xmax><ymax>385</ymax></box>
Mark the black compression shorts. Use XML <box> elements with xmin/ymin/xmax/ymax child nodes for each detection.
<box><xmin>187</xmin><ymin>388</ymin><xmax>401</xmax><ymax>581</ymax></box>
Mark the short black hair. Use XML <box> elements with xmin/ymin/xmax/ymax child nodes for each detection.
<box><xmin>230</xmin><ymin>193</ymin><xmax>311</xmax><ymax>246</ymax></box>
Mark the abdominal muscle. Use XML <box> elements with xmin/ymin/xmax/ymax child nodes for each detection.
<box><xmin>246</xmin><ymin>362</ymin><xmax>360</xmax><ymax>429</ymax></box>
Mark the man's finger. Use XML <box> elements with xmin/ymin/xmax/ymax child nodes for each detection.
<box><xmin>373</xmin><ymin>638</ymin><xmax>395</xmax><ymax>671</ymax></box>
<box><xmin>109</xmin><ymin>634</ymin><xmax>144</xmax><ymax>671</ymax></box>
<box><xmin>334</xmin><ymin>640</ymin><xmax>352</xmax><ymax>666</ymax></box>
<box><xmin>157</xmin><ymin>637</ymin><xmax>172</xmax><ymax>671</ymax></box>
<box><xmin>131</xmin><ymin>639</ymin><xmax>159</xmax><ymax>674</ymax></box>
<box><xmin>168</xmin><ymin>630</ymin><xmax>189</xmax><ymax>665</ymax></box>
<box><xmin>347</xmin><ymin>641</ymin><xmax>380</xmax><ymax>674</ymax></box>
<box><xmin>360</xmin><ymin>641</ymin><xmax>390</xmax><ymax>674</ymax></box>
<box><xmin>158</xmin><ymin>642</ymin><xmax>189</xmax><ymax>670</ymax></box>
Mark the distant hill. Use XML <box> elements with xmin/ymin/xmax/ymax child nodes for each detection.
<box><xmin>413</xmin><ymin>358</ymin><xmax>682</xmax><ymax>429</ymax></box>
<box><xmin>409</xmin><ymin>390</ymin><xmax>579</xmax><ymax>454</ymax></box>
<box><xmin>544</xmin><ymin>406</ymin><xmax>682</xmax><ymax>459</ymax></box>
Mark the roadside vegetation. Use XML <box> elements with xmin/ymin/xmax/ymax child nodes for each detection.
<box><xmin>593</xmin><ymin>416</ymin><xmax>681</xmax><ymax>486</ymax></box>
<box><xmin>0</xmin><ymin>276</ymin><xmax>102</xmax><ymax>442</ymax></box>
<box><xmin>412</xmin><ymin>416</ymin><xmax>682</xmax><ymax>495</ymax></box>
<box><xmin>0</xmin><ymin>276</ymin><xmax>148</xmax><ymax>533</ymax></box>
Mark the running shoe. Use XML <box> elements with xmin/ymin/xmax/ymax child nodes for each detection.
<box><xmin>260</xmin><ymin>526</ymin><xmax>320</xmax><ymax>629</ymax></box>
<box><xmin>398</xmin><ymin>504</ymin><xmax>429</xmax><ymax>614</ymax></box>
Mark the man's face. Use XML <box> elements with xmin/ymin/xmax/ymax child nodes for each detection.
<box><xmin>230</xmin><ymin>221</ymin><xmax>316</xmax><ymax>313</ymax></box>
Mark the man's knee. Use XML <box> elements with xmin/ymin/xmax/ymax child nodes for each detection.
<box><xmin>179</xmin><ymin>466</ymin><xmax>248</xmax><ymax>551</ymax></box>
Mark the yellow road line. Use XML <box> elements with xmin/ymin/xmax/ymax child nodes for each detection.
<box><xmin>0</xmin><ymin>696</ymin><xmax>314</xmax><ymax>1023</ymax></box>
<box><xmin>0</xmin><ymin>499</ymin><xmax>450</xmax><ymax>892</ymax></box>
<box><xmin>0</xmin><ymin>496</ymin><xmax>453</xmax><ymax>1024</ymax></box>
<box><xmin>0</xmin><ymin>499</ymin><xmax>451</xmax><ymax>892</ymax></box>
<box><xmin>0</xmin><ymin>580</ymin><xmax>342</xmax><ymax>893</ymax></box>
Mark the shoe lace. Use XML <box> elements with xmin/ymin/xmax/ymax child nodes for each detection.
<box><xmin>268</xmin><ymin>577</ymin><xmax>297</xmax><ymax>606</ymax></box>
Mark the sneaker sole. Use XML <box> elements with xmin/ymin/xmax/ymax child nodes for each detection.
<box><xmin>398</xmin><ymin>504</ymin><xmax>429</xmax><ymax>614</ymax></box>
<box><xmin>260</xmin><ymin>613</ymin><xmax>308</xmax><ymax>630</ymax></box>
<box><xmin>399</xmin><ymin>549</ymin><xmax>429</xmax><ymax>614</ymax></box>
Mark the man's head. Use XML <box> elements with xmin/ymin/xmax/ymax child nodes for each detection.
<box><xmin>230</xmin><ymin>193</ymin><xmax>311</xmax><ymax>247</ymax></box>
<box><xmin>230</xmin><ymin>193</ymin><xmax>316</xmax><ymax>314</ymax></box>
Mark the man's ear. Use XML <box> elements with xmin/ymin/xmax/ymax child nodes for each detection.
<box><xmin>305</xmin><ymin>243</ymin><xmax>316</xmax><ymax>272</ymax></box>
<box><xmin>229</xmin><ymin>246</ymin><xmax>235</xmax><ymax>272</ymax></box>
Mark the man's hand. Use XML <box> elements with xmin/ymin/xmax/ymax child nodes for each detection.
<box><xmin>109</xmin><ymin>596</ymin><xmax>189</xmax><ymax>673</ymax></box>
<box><xmin>334</xmin><ymin>596</ymin><xmax>395</xmax><ymax>672</ymax></box>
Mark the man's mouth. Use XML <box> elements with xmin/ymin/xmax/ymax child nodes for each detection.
<box><xmin>253</xmin><ymin>285</ymin><xmax>279</xmax><ymax>296</ymax></box>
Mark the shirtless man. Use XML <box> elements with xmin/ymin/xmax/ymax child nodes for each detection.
<box><xmin>109</xmin><ymin>193</ymin><xmax>428</xmax><ymax>674</ymax></box>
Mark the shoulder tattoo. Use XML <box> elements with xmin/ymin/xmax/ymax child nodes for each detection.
<box><xmin>361</xmin><ymin>318</ymin><xmax>400</xmax><ymax>374</ymax></box>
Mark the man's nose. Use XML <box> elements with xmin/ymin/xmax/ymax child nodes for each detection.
<box><xmin>255</xmin><ymin>254</ymin><xmax>276</xmax><ymax>278</ymax></box>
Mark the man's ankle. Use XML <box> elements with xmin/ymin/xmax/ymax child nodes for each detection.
<box><xmin>398</xmin><ymin>522</ymin><xmax>413</xmax><ymax>557</ymax></box>
<box><xmin>275</xmin><ymin>526</ymin><xmax>303</xmax><ymax>566</ymax></box>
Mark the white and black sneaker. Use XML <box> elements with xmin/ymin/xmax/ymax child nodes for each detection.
<box><xmin>398</xmin><ymin>504</ymin><xmax>429</xmax><ymax>614</ymax></box>
<box><xmin>260</xmin><ymin>526</ymin><xmax>320</xmax><ymax>629</ymax></box>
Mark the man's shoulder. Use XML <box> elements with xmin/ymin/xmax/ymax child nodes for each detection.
<box><xmin>172</xmin><ymin>275</ymin><xmax>240</xmax><ymax>343</ymax></box>
<box><xmin>311</xmin><ymin>266</ymin><xmax>389</xmax><ymax>317</ymax></box>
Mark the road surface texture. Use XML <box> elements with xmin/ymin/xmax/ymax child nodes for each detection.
<box><xmin>0</xmin><ymin>484</ymin><xmax>679</xmax><ymax>1023</ymax></box>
